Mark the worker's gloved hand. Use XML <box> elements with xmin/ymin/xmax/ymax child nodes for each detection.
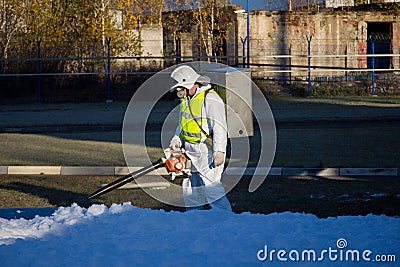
<box><xmin>213</xmin><ymin>151</ymin><xmax>225</xmax><ymax>167</ymax></box>
<box><xmin>169</xmin><ymin>135</ymin><xmax>182</xmax><ymax>151</ymax></box>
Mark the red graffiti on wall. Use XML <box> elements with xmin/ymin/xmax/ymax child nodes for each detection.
<box><xmin>358</xmin><ymin>41</ymin><xmax>367</xmax><ymax>68</ymax></box>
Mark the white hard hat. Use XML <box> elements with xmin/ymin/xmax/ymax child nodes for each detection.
<box><xmin>170</xmin><ymin>65</ymin><xmax>201</xmax><ymax>91</ymax></box>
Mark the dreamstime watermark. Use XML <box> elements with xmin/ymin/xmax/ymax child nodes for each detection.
<box><xmin>257</xmin><ymin>238</ymin><xmax>396</xmax><ymax>264</ymax></box>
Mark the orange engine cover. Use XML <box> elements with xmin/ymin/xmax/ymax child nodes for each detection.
<box><xmin>165</xmin><ymin>154</ymin><xmax>187</xmax><ymax>173</ymax></box>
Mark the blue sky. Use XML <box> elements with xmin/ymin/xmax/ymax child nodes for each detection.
<box><xmin>231</xmin><ymin>0</ymin><xmax>288</xmax><ymax>11</ymax></box>
<box><xmin>164</xmin><ymin>0</ymin><xmax>290</xmax><ymax>11</ymax></box>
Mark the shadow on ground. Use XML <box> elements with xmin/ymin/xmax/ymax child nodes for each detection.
<box><xmin>0</xmin><ymin>182</ymin><xmax>98</xmax><ymax>208</ymax></box>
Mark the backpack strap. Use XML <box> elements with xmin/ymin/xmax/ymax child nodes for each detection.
<box><xmin>187</xmin><ymin>89</ymin><xmax>212</xmax><ymax>139</ymax></box>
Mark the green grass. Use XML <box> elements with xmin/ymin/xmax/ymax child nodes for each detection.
<box><xmin>271</xmin><ymin>127</ymin><xmax>400</xmax><ymax>167</ymax></box>
<box><xmin>1</xmin><ymin>126</ymin><xmax>399</xmax><ymax>167</ymax></box>
<box><xmin>266</xmin><ymin>96</ymin><xmax>400</xmax><ymax>121</ymax></box>
<box><xmin>268</xmin><ymin>96</ymin><xmax>400</xmax><ymax>107</ymax></box>
<box><xmin>0</xmin><ymin>133</ymin><xmax>125</xmax><ymax>166</ymax></box>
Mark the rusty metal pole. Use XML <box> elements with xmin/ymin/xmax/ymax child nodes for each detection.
<box><xmin>246</xmin><ymin>0</ymin><xmax>250</xmax><ymax>68</ymax></box>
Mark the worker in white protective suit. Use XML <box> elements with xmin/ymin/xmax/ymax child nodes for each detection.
<box><xmin>169</xmin><ymin>65</ymin><xmax>232</xmax><ymax>211</ymax></box>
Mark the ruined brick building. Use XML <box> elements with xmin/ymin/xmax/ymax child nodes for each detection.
<box><xmin>160</xmin><ymin>8</ymin><xmax>399</xmax><ymax>80</ymax></box>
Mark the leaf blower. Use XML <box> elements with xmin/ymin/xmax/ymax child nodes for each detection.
<box><xmin>88</xmin><ymin>148</ymin><xmax>191</xmax><ymax>199</ymax></box>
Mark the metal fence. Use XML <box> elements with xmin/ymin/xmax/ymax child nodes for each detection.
<box><xmin>1</xmin><ymin>40</ymin><xmax>399</xmax><ymax>102</ymax></box>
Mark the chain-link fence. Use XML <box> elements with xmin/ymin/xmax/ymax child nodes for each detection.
<box><xmin>1</xmin><ymin>37</ymin><xmax>399</xmax><ymax>102</ymax></box>
<box><xmin>245</xmin><ymin>33</ymin><xmax>399</xmax><ymax>96</ymax></box>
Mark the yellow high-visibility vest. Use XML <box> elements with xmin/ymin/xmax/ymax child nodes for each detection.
<box><xmin>180</xmin><ymin>89</ymin><xmax>217</xmax><ymax>144</ymax></box>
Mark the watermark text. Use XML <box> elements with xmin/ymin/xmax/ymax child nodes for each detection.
<box><xmin>257</xmin><ymin>238</ymin><xmax>396</xmax><ymax>264</ymax></box>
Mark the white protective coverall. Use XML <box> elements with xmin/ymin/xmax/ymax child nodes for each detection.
<box><xmin>173</xmin><ymin>84</ymin><xmax>232</xmax><ymax>211</ymax></box>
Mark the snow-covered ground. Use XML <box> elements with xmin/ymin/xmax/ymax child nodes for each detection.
<box><xmin>0</xmin><ymin>203</ymin><xmax>398</xmax><ymax>267</ymax></box>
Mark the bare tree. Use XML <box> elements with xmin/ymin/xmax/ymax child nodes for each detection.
<box><xmin>163</xmin><ymin>0</ymin><xmax>232</xmax><ymax>62</ymax></box>
<box><xmin>0</xmin><ymin>0</ymin><xmax>26</xmax><ymax>71</ymax></box>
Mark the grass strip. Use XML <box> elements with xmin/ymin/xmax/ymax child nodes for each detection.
<box><xmin>1</xmin><ymin>126</ymin><xmax>399</xmax><ymax>168</ymax></box>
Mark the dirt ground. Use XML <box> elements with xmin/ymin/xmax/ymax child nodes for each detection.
<box><xmin>1</xmin><ymin>174</ymin><xmax>399</xmax><ymax>218</ymax></box>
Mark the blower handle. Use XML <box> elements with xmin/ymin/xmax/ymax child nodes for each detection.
<box><xmin>88</xmin><ymin>158</ymin><xmax>164</xmax><ymax>199</ymax></box>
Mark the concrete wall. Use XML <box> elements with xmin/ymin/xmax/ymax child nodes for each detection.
<box><xmin>326</xmin><ymin>0</ymin><xmax>355</xmax><ymax>8</ymax></box>
<box><xmin>116</xmin><ymin>27</ymin><xmax>164</xmax><ymax>70</ymax></box>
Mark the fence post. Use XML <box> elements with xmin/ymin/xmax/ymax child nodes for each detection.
<box><xmin>246</xmin><ymin>0</ymin><xmax>250</xmax><ymax>68</ymax></box>
<box><xmin>370</xmin><ymin>34</ymin><xmax>376</xmax><ymax>96</ymax></box>
<box><xmin>240</xmin><ymin>37</ymin><xmax>246</xmax><ymax>68</ymax></box>
<box><xmin>306</xmin><ymin>35</ymin><xmax>312</xmax><ymax>96</ymax></box>
<box><xmin>175</xmin><ymin>36</ymin><xmax>180</xmax><ymax>65</ymax></box>
<box><xmin>288</xmin><ymin>44</ymin><xmax>292</xmax><ymax>85</ymax></box>
<box><xmin>106</xmin><ymin>37</ymin><xmax>112</xmax><ymax>102</ymax></box>
<box><xmin>345</xmin><ymin>44</ymin><xmax>348</xmax><ymax>82</ymax></box>
<box><xmin>37</xmin><ymin>38</ymin><xmax>41</xmax><ymax>103</ymax></box>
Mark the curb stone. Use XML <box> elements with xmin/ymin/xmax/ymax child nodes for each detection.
<box><xmin>114</xmin><ymin>167</ymin><xmax>131</xmax><ymax>176</ymax></box>
<box><xmin>340</xmin><ymin>168</ymin><xmax>398</xmax><ymax>176</ymax></box>
<box><xmin>0</xmin><ymin>166</ymin><xmax>8</xmax><ymax>175</ymax></box>
<box><xmin>224</xmin><ymin>167</ymin><xmax>281</xmax><ymax>176</ymax></box>
<box><xmin>60</xmin><ymin>166</ymin><xmax>115</xmax><ymax>176</ymax></box>
<box><xmin>115</xmin><ymin>167</ymin><xmax>168</xmax><ymax>176</ymax></box>
<box><xmin>8</xmin><ymin>166</ymin><xmax>61</xmax><ymax>175</ymax></box>
<box><xmin>282</xmin><ymin>168</ymin><xmax>339</xmax><ymax>176</ymax></box>
<box><xmin>117</xmin><ymin>182</ymin><xmax>171</xmax><ymax>190</ymax></box>
<box><xmin>0</xmin><ymin>166</ymin><xmax>398</xmax><ymax>177</ymax></box>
